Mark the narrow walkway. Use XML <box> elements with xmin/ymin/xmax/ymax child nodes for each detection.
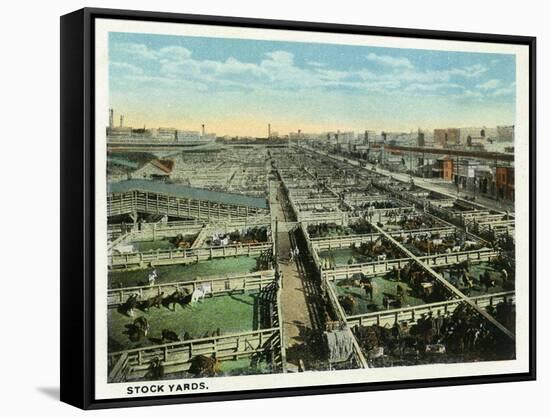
<box><xmin>269</xmin><ymin>179</ymin><xmax>324</xmax><ymax>370</ymax></box>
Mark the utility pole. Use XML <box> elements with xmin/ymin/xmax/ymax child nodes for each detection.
<box><xmin>422</xmin><ymin>149</ymin><xmax>425</xmax><ymax>178</ymax></box>
<box><xmin>455</xmin><ymin>155</ymin><xmax>460</xmax><ymax>199</ymax></box>
<box><xmin>409</xmin><ymin>147</ymin><xmax>413</xmax><ymax>179</ymax></box>
<box><xmin>494</xmin><ymin>158</ymin><xmax>499</xmax><ymax>202</ymax></box>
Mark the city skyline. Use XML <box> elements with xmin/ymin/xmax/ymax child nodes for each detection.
<box><xmin>109</xmin><ymin>32</ymin><xmax>516</xmax><ymax>137</ymax></box>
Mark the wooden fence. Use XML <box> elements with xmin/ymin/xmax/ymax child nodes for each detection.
<box><xmin>108</xmin><ymin>274</ymin><xmax>284</xmax><ymax>382</ymax></box>
<box><xmin>108</xmin><ymin>270</ymin><xmax>276</xmax><ymax>306</ymax></box>
<box><xmin>108</xmin><ymin>328</ymin><xmax>280</xmax><ymax>382</ymax></box>
<box><xmin>322</xmin><ymin>248</ymin><xmax>498</xmax><ymax>281</ymax></box>
<box><xmin>109</xmin><ymin>241</ymin><xmax>272</xmax><ymax>268</ymax></box>
<box><xmin>108</xmin><ymin>190</ymin><xmax>270</xmax><ymax>223</ymax></box>
<box><xmin>310</xmin><ymin>227</ymin><xmax>457</xmax><ymax>251</ymax></box>
<box><xmin>297</xmin><ymin>210</ymin><xmax>347</xmax><ymax>225</ymax></box>
<box><xmin>322</xmin><ymin>276</ymin><xmax>369</xmax><ymax>368</ymax></box>
<box><xmin>346</xmin><ymin>291</ymin><xmax>515</xmax><ymax>327</ymax></box>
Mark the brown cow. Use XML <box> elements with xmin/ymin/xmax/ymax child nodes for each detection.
<box><xmin>141</xmin><ymin>292</ymin><xmax>165</xmax><ymax>311</ymax></box>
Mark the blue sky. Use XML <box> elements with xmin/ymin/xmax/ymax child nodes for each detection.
<box><xmin>109</xmin><ymin>32</ymin><xmax>516</xmax><ymax>136</ymax></box>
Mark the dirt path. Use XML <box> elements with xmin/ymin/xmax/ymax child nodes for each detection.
<box><xmin>269</xmin><ymin>179</ymin><xmax>325</xmax><ymax>370</ymax></box>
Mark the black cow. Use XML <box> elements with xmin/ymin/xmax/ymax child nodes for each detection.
<box><xmin>120</xmin><ymin>294</ymin><xmax>139</xmax><ymax>317</ymax></box>
<box><xmin>479</xmin><ymin>271</ymin><xmax>496</xmax><ymax>292</ymax></box>
<box><xmin>161</xmin><ymin>329</ymin><xmax>180</xmax><ymax>343</ymax></box>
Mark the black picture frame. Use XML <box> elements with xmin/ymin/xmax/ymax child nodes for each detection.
<box><xmin>60</xmin><ymin>7</ymin><xmax>536</xmax><ymax>410</ymax></box>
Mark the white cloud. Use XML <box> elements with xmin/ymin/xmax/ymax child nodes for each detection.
<box><xmin>307</xmin><ymin>61</ymin><xmax>327</xmax><ymax>67</ymax></box>
<box><xmin>264</xmin><ymin>50</ymin><xmax>294</xmax><ymax>65</ymax></box>
<box><xmin>110</xmin><ymin>41</ymin><xmax>506</xmax><ymax>101</ymax></box>
<box><xmin>112</xmin><ymin>42</ymin><xmax>158</xmax><ymax>60</ymax></box>
<box><xmin>404</xmin><ymin>83</ymin><xmax>463</xmax><ymax>93</ymax></box>
<box><xmin>450</xmin><ymin>64</ymin><xmax>488</xmax><ymax>78</ymax></box>
<box><xmin>367</xmin><ymin>52</ymin><xmax>414</xmax><ymax>69</ymax></box>
<box><xmin>109</xmin><ymin>61</ymin><xmax>144</xmax><ymax>75</ymax></box>
<box><xmin>477</xmin><ymin>79</ymin><xmax>502</xmax><ymax>90</ymax></box>
<box><xmin>157</xmin><ymin>46</ymin><xmax>192</xmax><ymax>61</ymax></box>
<box><xmin>461</xmin><ymin>90</ymin><xmax>484</xmax><ymax>99</ymax></box>
<box><xmin>491</xmin><ymin>82</ymin><xmax>516</xmax><ymax>97</ymax></box>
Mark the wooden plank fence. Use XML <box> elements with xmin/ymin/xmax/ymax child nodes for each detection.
<box><xmin>108</xmin><ymin>328</ymin><xmax>280</xmax><ymax>382</ymax></box>
<box><xmin>322</xmin><ymin>248</ymin><xmax>499</xmax><ymax>281</ymax></box>
<box><xmin>310</xmin><ymin>227</ymin><xmax>457</xmax><ymax>251</ymax></box>
<box><xmin>108</xmin><ymin>270</ymin><xmax>276</xmax><ymax>306</ymax></box>
<box><xmin>346</xmin><ymin>291</ymin><xmax>515</xmax><ymax>327</ymax></box>
<box><xmin>109</xmin><ymin>242</ymin><xmax>272</xmax><ymax>268</ymax></box>
<box><xmin>107</xmin><ymin>190</ymin><xmax>270</xmax><ymax>223</ymax></box>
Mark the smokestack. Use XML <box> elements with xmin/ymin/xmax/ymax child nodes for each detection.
<box><xmin>119</xmin><ymin>115</ymin><xmax>124</xmax><ymax>128</ymax></box>
<box><xmin>109</xmin><ymin>109</ymin><xmax>114</xmax><ymax>129</ymax></box>
<box><xmin>201</xmin><ymin>124</ymin><xmax>205</xmax><ymax>137</ymax></box>
<box><xmin>268</xmin><ymin>123</ymin><xmax>271</xmax><ymax>139</ymax></box>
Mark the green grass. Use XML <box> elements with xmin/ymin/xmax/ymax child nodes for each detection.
<box><xmin>334</xmin><ymin>275</ymin><xmax>427</xmax><ymax>316</ymax></box>
<box><xmin>108</xmin><ymin>256</ymin><xmax>259</xmax><ymax>288</ymax></box>
<box><xmin>441</xmin><ymin>262</ymin><xmax>512</xmax><ymax>296</ymax></box>
<box><xmin>319</xmin><ymin>247</ymin><xmax>385</xmax><ymax>266</ymax></box>
<box><xmin>333</xmin><ymin>262</ymin><xmax>514</xmax><ymax>316</ymax></box>
<box><xmin>108</xmin><ymin>291</ymin><xmax>259</xmax><ymax>352</ymax></box>
<box><xmin>320</xmin><ymin>248</ymin><xmax>356</xmax><ymax>266</ymax></box>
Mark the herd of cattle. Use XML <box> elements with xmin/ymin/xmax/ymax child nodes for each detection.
<box><xmin>353</xmin><ymin>301</ymin><xmax>515</xmax><ymax>366</ymax></box>
<box><xmin>118</xmin><ymin>283</ymin><xmax>215</xmax><ymax>344</ymax></box>
<box><xmin>336</xmin><ymin>255</ymin><xmax>513</xmax><ymax>316</ymax></box>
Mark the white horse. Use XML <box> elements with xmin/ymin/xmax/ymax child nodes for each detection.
<box><xmin>148</xmin><ymin>269</ymin><xmax>158</xmax><ymax>286</ymax></box>
<box><xmin>191</xmin><ymin>283</ymin><xmax>212</xmax><ymax>304</ymax></box>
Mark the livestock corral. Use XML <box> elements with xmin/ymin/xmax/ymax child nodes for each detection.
<box><xmin>104</xmin><ymin>142</ymin><xmax>517</xmax><ymax>382</ymax></box>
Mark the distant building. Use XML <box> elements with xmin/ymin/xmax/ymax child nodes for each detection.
<box><xmin>496</xmin><ymin>165</ymin><xmax>515</xmax><ymax>200</ymax></box>
<box><xmin>107</xmin><ymin>126</ymin><xmax>133</xmax><ymax>138</ymax></box>
<box><xmin>433</xmin><ymin>156</ymin><xmax>454</xmax><ymax>180</ymax></box>
<box><xmin>417</xmin><ymin>130</ymin><xmax>425</xmax><ymax>147</ymax></box>
<box><xmin>132</xmin><ymin>158</ymin><xmax>174</xmax><ymax>180</ymax></box>
<box><xmin>465</xmin><ymin>136</ymin><xmax>482</xmax><ymax>147</ymax></box>
<box><xmin>176</xmin><ymin>130</ymin><xmax>201</xmax><ymax>141</ymax></box>
<box><xmin>340</xmin><ymin>131</ymin><xmax>355</xmax><ymax>143</ymax></box>
<box><xmin>474</xmin><ymin>165</ymin><xmax>493</xmax><ymax>195</ymax></box>
<box><xmin>154</xmin><ymin>127</ymin><xmax>177</xmax><ymax>141</ymax></box>
<box><xmin>434</xmin><ymin>128</ymin><xmax>460</xmax><ymax>146</ymax></box>
<box><xmin>497</xmin><ymin>125</ymin><xmax>515</xmax><ymax>142</ymax></box>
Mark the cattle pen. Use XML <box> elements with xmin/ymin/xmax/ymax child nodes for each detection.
<box><xmin>104</xmin><ymin>143</ymin><xmax>517</xmax><ymax>381</ymax></box>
